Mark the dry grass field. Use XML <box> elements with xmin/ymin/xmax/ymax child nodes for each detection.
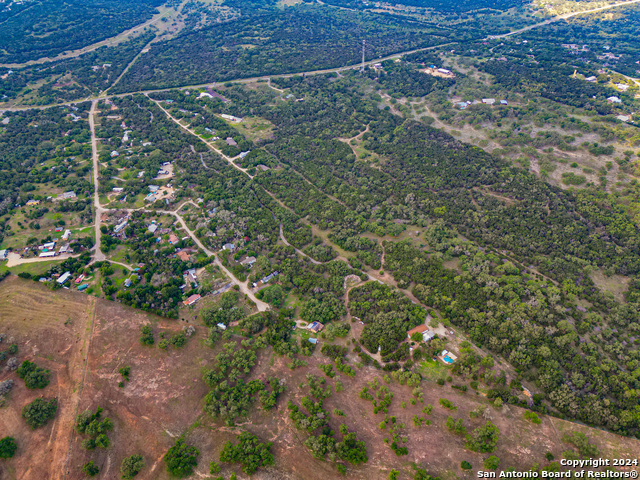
<box><xmin>1</xmin><ymin>276</ymin><xmax>639</xmax><ymax>480</ymax></box>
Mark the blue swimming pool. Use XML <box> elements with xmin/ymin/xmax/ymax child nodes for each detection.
<box><xmin>443</xmin><ymin>355</ymin><xmax>455</xmax><ymax>364</ymax></box>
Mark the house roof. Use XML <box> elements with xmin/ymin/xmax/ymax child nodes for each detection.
<box><xmin>407</xmin><ymin>324</ymin><xmax>428</xmax><ymax>337</ymax></box>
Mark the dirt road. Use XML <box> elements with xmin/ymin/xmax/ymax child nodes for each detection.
<box><xmin>89</xmin><ymin>100</ymin><xmax>107</xmax><ymax>264</ymax></box>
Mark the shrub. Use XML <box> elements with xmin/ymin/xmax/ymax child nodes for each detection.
<box><xmin>461</xmin><ymin>460</ymin><xmax>472</xmax><ymax>470</ymax></box>
<box><xmin>465</xmin><ymin>422</ymin><xmax>500</xmax><ymax>453</ymax></box>
<box><xmin>524</xmin><ymin>410</ymin><xmax>541</xmax><ymax>424</ymax></box>
<box><xmin>0</xmin><ymin>437</ymin><xmax>17</xmax><ymax>458</ymax></box>
<box><xmin>121</xmin><ymin>454</ymin><xmax>145</xmax><ymax>479</ymax></box>
<box><xmin>220</xmin><ymin>431</ymin><xmax>274</xmax><ymax>475</ymax></box>
<box><xmin>76</xmin><ymin>407</ymin><xmax>113</xmax><ymax>450</ymax></box>
<box><xmin>562</xmin><ymin>432</ymin><xmax>599</xmax><ymax>457</ymax></box>
<box><xmin>439</xmin><ymin>398</ymin><xmax>456</xmax><ymax>410</ymax></box>
<box><xmin>82</xmin><ymin>461</ymin><xmax>100</xmax><ymax>476</ymax></box>
<box><xmin>140</xmin><ymin>324</ymin><xmax>155</xmax><ymax>345</ymax></box>
<box><xmin>22</xmin><ymin>398</ymin><xmax>57</xmax><ymax>429</ymax></box>
<box><xmin>16</xmin><ymin>360</ymin><xmax>50</xmax><ymax>389</ymax></box>
<box><xmin>484</xmin><ymin>455</ymin><xmax>501</xmax><ymax>470</ymax></box>
<box><xmin>164</xmin><ymin>438</ymin><xmax>199</xmax><ymax>477</ymax></box>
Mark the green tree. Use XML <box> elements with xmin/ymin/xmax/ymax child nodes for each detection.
<box><xmin>461</xmin><ymin>461</ymin><xmax>472</xmax><ymax>470</ymax></box>
<box><xmin>121</xmin><ymin>454</ymin><xmax>145</xmax><ymax>479</ymax></box>
<box><xmin>0</xmin><ymin>437</ymin><xmax>17</xmax><ymax>459</ymax></box>
<box><xmin>220</xmin><ymin>432</ymin><xmax>274</xmax><ymax>474</ymax></box>
<box><xmin>465</xmin><ymin>422</ymin><xmax>500</xmax><ymax>453</ymax></box>
<box><xmin>484</xmin><ymin>456</ymin><xmax>501</xmax><ymax>470</ymax></box>
<box><xmin>164</xmin><ymin>437</ymin><xmax>199</xmax><ymax>478</ymax></box>
<box><xmin>82</xmin><ymin>461</ymin><xmax>100</xmax><ymax>477</ymax></box>
<box><xmin>22</xmin><ymin>398</ymin><xmax>57</xmax><ymax>429</ymax></box>
<box><xmin>16</xmin><ymin>360</ymin><xmax>51</xmax><ymax>389</ymax></box>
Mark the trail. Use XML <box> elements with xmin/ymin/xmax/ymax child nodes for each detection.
<box><xmin>279</xmin><ymin>223</ymin><xmax>322</xmax><ymax>265</ymax></box>
<box><xmin>59</xmin><ymin>297</ymin><xmax>99</xmax><ymax>480</ymax></box>
<box><xmin>89</xmin><ymin>100</ymin><xmax>107</xmax><ymax>264</ymax></box>
<box><xmin>4</xmin><ymin>0</ymin><xmax>639</xmax><ymax>112</ymax></box>
<box><xmin>150</xmin><ymin>97</ymin><xmax>254</xmax><ymax>179</ymax></box>
<box><xmin>105</xmin><ymin>35</ymin><xmax>156</xmax><ymax>94</ymax></box>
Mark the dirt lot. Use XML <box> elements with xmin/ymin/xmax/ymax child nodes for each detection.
<box><xmin>1</xmin><ymin>276</ymin><xmax>640</xmax><ymax>480</ymax></box>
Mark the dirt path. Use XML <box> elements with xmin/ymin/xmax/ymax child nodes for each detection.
<box><xmin>150</xmin><ymin>98</ymin><xmax>254</xmax><ymax>179</ymax></box>
<box><xmin>89</xmin><ymin>100</ymin><xmax>107</xmax><ymax>264</ymax></box>
<box><xmin>57</xmin><ymin>297</ymin><xmax>99</xmax><ymax>480</ymax></box>
<box><xmin>279</xmin><ymin>223</ymin><xmax>321</xmax><ymax>265</ymax></box>
<box><xmin>5</xmin><ymin>252</ymin><xmax>81</xmax><ymax>268</ymax></box>
<box><xmin>105</xmin><ymin>35</ymin><xmax>157</xmax><ymax>94</ymax></box>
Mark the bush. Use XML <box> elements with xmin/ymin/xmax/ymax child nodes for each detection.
<box><xmin>121</xmin><ymin>454</ymin><xmax>145</xmax><ymax>479</ymax></box>
<box><xmin>220</xmin><ymin>431</ymin><xmax>274</xmax><ymax>475</ymax></box>
<box><xmin>461</xmin><ymin>460</ymin><xmax>472</xmax><ymax>470</ymax></box>
<box><xmin>76</xmin><ymin>407</ymin><xmax>113</xmax><ymax>449</ymax></box>
<box><xmin>82</xmin><ymin>461</ymin><xmax>100</xmax><ymax>476</ymax></box>
<box><xmin>484</xmin><ymin>455</ymin><xmax>501</xmax><ymax>470</ymax></box>
<box><xmin>439</xmin><ymin>398</ymin><xmax>456</xmax><ymax>410</ymax></box>
<box><xmin>465</xmin><ymin>422</ymin><xmax>500</xmax><ymax>453</ymax></box>
<box><xmin>164</xmin><ymin>438</ymin><xmax>199</xmax><ymax>477</ymax></box>
<box><xmin>16</xmin><ymin>360</ymin><xmax>51</xmax><ymax>389</ymax></box>
<box><xmin>562</xmin><ymin>431</ymin><xmax>599</xmax><ymax>457</ymax></box>
<box><xmin>139</xmin><ymin>324</ymin><xmax>154</xmax><ymax>345</ymax></box>
<box><xmin>22</xmin><ymin>398</ymin><xmax>58</xmax><ymax>429</ymax></box>
<box><xmin>524</xmin><ymin>410</ymin><xmax>541</xmax><ymax>424</ymax></box>
<box><xmin>0</xmin><ymin>436</ymin><xmax>17</xmax><ymax>458</ymax></box>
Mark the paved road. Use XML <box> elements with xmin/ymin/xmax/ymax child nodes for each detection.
<box><xmin>2</xmin><ymin>0</ymin><xmax>638</xmax><ymax>113</ymax></box>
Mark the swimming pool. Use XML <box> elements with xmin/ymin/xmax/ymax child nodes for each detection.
<box><xmin>443</xmin><ymin>355</ymin><xmax>455</xmax><ymax>364</ymax></box>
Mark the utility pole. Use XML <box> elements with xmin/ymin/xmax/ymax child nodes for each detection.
<box><xmin>360</xmin><ymin>40</ymin><xmax>366</xmax><ymax>72</ymax></box>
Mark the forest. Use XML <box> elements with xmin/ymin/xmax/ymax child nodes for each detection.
<box><xmin>0</xmin><ymin>0</ymin><xmax>162</xmax><ymax>63</ymax></box>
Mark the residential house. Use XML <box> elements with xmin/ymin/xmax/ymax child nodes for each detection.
<box><xmin>407</xmin><ymin>324</ymin><xmax>428</xmax><ymax>339</ymax></box>
<box><xmin>220</xmin><ymin>114</ymin><xmax>243</xmax><ymax>123</ymax></box>
<box><xmin>226</xmin><ymin>137</ymin><xmax>238</xmax><ymax>147</ymax></box>
<box><xmin>307</xmin><ymin>322</ymin><xmax>324</xmax><ymax>334</ymax></box>
<box><xmin>62</xmin><ymin>229</ymin><xmax>71</xmax><ymax>240</ymax></box>
<box><xmin>309</xmin><ymin>338</ymin><xmax>318</xmax><ymax>344</ymax></box>
<box><xmin>57</xmin><ymin>272</ymin><xmax>72</xmax><ymax>284</ymax></box>
<box><xmin>240</xmin><ymin>256</ymin><xmax>256</xmax><ymax>266</ymax></box>
<box><xmin>607</xmin><ymin>96</ymin><xmax>622</xmax><ymax>104</ymax></box>
<box><xmin>169</xmin><ymin>234</ymin><xmax>179</xmax><ymax>245</ymax></box>
<box><xmin>26</xmin><ymin>199</ymin><xmax>40</xmax><ymax>206</ymax></box>
<box><xmin>183</xmin><ymin>294</ymin><xmax>201</xmax><ymax>306</ymax></box>
<box><xmin>0</xmin><ymin>250</ymin><xmax>7</xmax><ymax>260</ymax></box>
<box><xmin>114</xmin><ymin>221</ymin><xmax>128</xmax><ymax>234</ymax></box>
<box><xmin>59</xmin><ymin>191</ymin><xmax>76</xmax><ymax>200</ymax></box>
<box><xmin>148</xmin><ymin>224</ymin><xmax>158</xmax><ymax>234</ymax></box>
<box><xmin>177</xmin><ymin>251</ymin><xmax>191</xmax><ymax>262</ymax></box>
<box><xmin>222</xmin><ymin>243</ymin><xmax>235</xmax><ymax>251</ymax></box>
<box><xmin>482</xmin><ymin>98</ymin><xmax>496</xmax><ymax>105</ymax></box>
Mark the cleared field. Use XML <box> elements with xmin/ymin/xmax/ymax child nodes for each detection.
<box><xmin>1</xmin><ymin>276</ymin><xmax>639</xmax><ymax>480</ymax></box>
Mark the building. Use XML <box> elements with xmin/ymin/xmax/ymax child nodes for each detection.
<box><xmin>616</xmin><ymin>83</ymin><xmax>630</xmax><ymax>92</ymax></box>
<box><xmin>26</xmin><ymin>199</ymin><xmax>40</xmax><ymax>206</ymax></box>
<box><xmin>220</xmin><ymin>114</ymin><xmax>243</xmax><ymax>123</ymax></box>
<box><xmin>59</xmin><ymin>191</ymin><xmax>76</xmax><ymax>200</ymax></box>
<box><xmin>149</xmin><ymin>185</ymin><xmax>160</xmax><ymax>193</ymax></box>
<box><xmin>43</xmin><ymin>241</ymin><xmax>56</xmax><ymax>250</ymax></box>
<box><xmin>78</xmin><ymin>284</ymin><xmax>89</xmax><ymax>291</ymax></box>
<box><xmin>407</xmin><ymin>324</ymin><xmax>428</xmax><ymax>339</ymax></box>
<box><xmin>482</xmin><ymin>98</ymin><xmax>496</xmax><ymax>105</ymax></box>
<box><xmin>585</xmin><ymin>76</ymin><xmax>597</xmax><ymax>82</ymax></box>
<box><xmin>607</xmin><ymin>96</ymin><xmax>622</xmax><ymax>104</ymax></box>
<box><xmin>226</xmin><ymin>137</ymin><xmax>238</xmax><ymax>147</ymax></box>
<box><xmin>307</xmin><ymin>321</ymin><xmax>324</xmax><ymax>334</ymax></box>
<box><xmin>169</xmin><ymin>234</ymin><xmax>179</xmax><ymax>244</ymax></box>
<box><xmin>75</xmin><ymin>274</ymin><xmax>84</xmax><ymax>284</ymax></box>
<box><xmin>240</xmin><ymin>256</ymin><xmax>256</xmax><ymax>266</ymax></box>
<box><xmin>57</xmin><ymin>272</ymin><xmax>72</xmax><ymax>284</ymax></box>
<box><xmin>111</xmin><ymin>151</ymin><xmax>119</xmax><ymax>157</ymax></box>
<box><xmin>216</xmin><ymin>323</ymin><xmax>227</xmax><ymax>330</ymax></box>
<box><xmin>39</xmin><ymin>251</ymin><xmax>56</xmax><ymax>258</ymax></box>
<box><xmin>183</xmin><ymin>294</ymin><xmax>201</xmax><ymax>306</ymax></box>
<box><xmin>309</xmin><ymin>338</ymin><xmax>318</xmax><ymax>344</ymax></box>
<box><xmin>617</xmin><ymin>114</ymin><xmax>631</xmax><ymax>122</ymax></box>
<box><xmin>124</xmin><ymin>278</ymin><xmax>132</xmax><ymax>288</ymax></box>
<box><xmin>0</xmin><ymin>249</ymin><xmax>7</xmax><ymax>260</ymax></box>
<box><xmin>437</xmin><ymin>68</ymin><xmax>452</xmax><ymax>75</ymax></box>
<box><xmin>114</xmin><ymin>221</ymin><xmax>128</xmax><ymax>234</ymax></box>
<box><xmin>222</xmin><ymin>243</ymin><xmax>235</xmax><ymax>251</ymax></box>
<box><xmin>177</xmin><ymin>251</ymin><xmax>191</xmax><ymax>262</ymax></box>
<box><xmin>500</xmin><ymin>100</ymin><xmax>508</xmax><ymax>105</ymax></box>
<box><xmin>62</xmin><ymin>229</ymin><xmax>71</xmax><ymax>240</ymax></box>
<box><xmin>148</xmin><ymin>224</ymin><xmax>158</xmax><ymax>234</ymax></box>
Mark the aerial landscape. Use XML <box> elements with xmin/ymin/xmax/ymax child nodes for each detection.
<box><xmin>2</xmin><ymin>0</ymin><xmax>640</xmax><ymax>479</ymax></box>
